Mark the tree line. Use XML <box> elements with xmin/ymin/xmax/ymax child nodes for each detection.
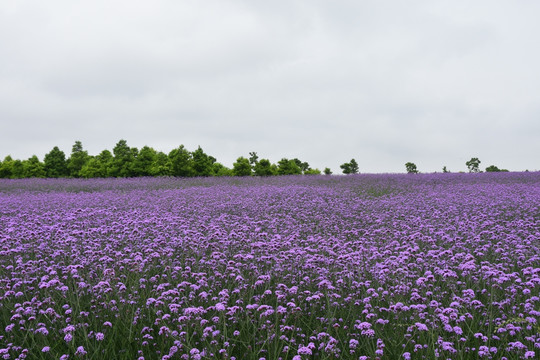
<box><xmin>0</xmin><ymin>140</ymin><xmax>514</xmax><ymax>179</ymax></box>
<box><xmin>404</xmin><ymin>157</ymin><xmax>509</xmax><ymax>174</ymax></box>
<box><xmin>0</xmin><ymin>140</ymin><xmax>333</xmax><ymax>179</ymax></box>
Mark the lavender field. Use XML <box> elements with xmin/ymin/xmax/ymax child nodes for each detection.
<box><xmin>0</xmin><ymin>173</ymin><xmax>539</xmax><ymax>360</ymax></box>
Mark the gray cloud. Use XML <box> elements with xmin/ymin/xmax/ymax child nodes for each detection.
<box><xmin>1</xmin><ymin>0</ymin><xmax>539</xmax><ymax>173</ymax></box>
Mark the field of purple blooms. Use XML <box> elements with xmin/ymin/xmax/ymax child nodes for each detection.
<box><xmin>0</xmin><ymin>173</ymin><xmax>539</xmax><ymax>360</ymax></box>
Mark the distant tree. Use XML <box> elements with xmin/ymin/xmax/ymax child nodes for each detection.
<box><xmin>466</xmin><ymin>157</ymin><xmax>481</xmax><ymax>173</ymax></box>
<box><xmin>192</xmin><ymin>146</ymin><xmax>215</xmax><ymax>177</ymax></box>
<box><xmin>0</xmin><ymin>156</ymin><xmax>14</xmax><ymax>178</ymax></box>
<box><xmin>80</xmin><ymin>150</ymin><xmax>113</xmax><ymax>178</ymax></box>
<box><xmin>485</xmin><ymin>165</ymin><xmax>509</xmax><ymax>172</ymax></box>
<box><xmin>405</xmin><ymin>162</ymin><xmax>418</xmax><ymax>174</ymax></box>
<box><xmin>110</xmin><ymin>140</ymin><xmax>137</xmax><ymax>177</ymax></box>
<box><xmin>169</xmin><ymin>145</ymin><xmax>194</xmax><ymax>177</ymax></box>
<box><xmin>253</xmin><ymin>158</ymin><xmax>275</xmax><ymax>176</ymax></box>
<box><xmin>442</xmin><ymin>166</ymin><xmax>449</xmax><ymax>173</ymax></box>
<box><xmin>277</xmin><ymin>158</ymin><xmax>302</xmax><ymax>175</ymax></box>
<box><xmin>150</xmin><ymin>151</ymin><xmax>172</xmax><ymax>176</ymax></box>
<box><xmin>292</xmin><ymin>158</ymin><xmax>310</xmax><ymax>173</ymax></box>
<box><xmin>304</xmin><ymin>168</ymin><xmax>321</xmax><ymax>175</ymax></box>
<box><xmin>324</xmin><ymin>167</ymin><xmax>332</xmax><ymax>175</ymax></box>
<box><xmin>232</xmin><ymin>157</ymin><xmax>252</xmax><ymax>176</ymax></box>
<box><xmin>23</xmin><ymin>155</ymin><xmax>45</xmax><ymax>178</ymax></box>
<box><xmin>11</xmin><ymin>159</ymin><xmax>25</xmax><ymax>178</ymax></box>
<box><xmin>44</xmin><ymin>146</ymin><xmax>68</xmax><ymax>178</ymax></box>
<box><xmin>249</xmin><ymin>152</ymin><xmax>259</xmax><ymax>166</ymax></box>
<box><xmin>67</xmin><ymin>141</ymin><xmax>89</xmax><ymax>177</ymax></box>
<box><xmin>340</xmin><ymin>159</ymin><xmax>359</xmax><ymax>174</ymax></box>
<box><xmin>212</xmin><ymin>162</ymin><xmax>233</xmax><ymax>176</ymax></box>
<box><xmin>132</xmin><ymin>146</ymin><xmax>157</xmax><ymax>176</ymax></box>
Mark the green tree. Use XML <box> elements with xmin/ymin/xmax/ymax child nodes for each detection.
<box><xmin>150</xmin><ymin>151</ymin><xmax>172</xmax><ymax>176</ymax></box>
<box><xmin>485</xmin><ymin>165</ymin><xmax>508</xmax><ymax>172</ymax></box>
<box><xmin>212</xmin><ymin>162</ymin><xmax>233</xmax><ymax>176</ymax></box>
<box><xmin>292</xmin><ymin>158</ymin><xmax>310</xmax><ymax>173</ymax></box>
<box><xmin>304</xmin><ymin>168</ymin><xmax>321</xmax><ymax>175</ymax></box>
<box><xmin>277</xmin><ymin>158</ymin><xmax>302</xmax><ymax>175</ymax></box>
<box><xmin>192</xmin><ymin>146</ymin><xmax>215</xmax><ymax>177</ymax></box>
<box><xmin>132</xmin><ymin>146</ymin><xmax>157</xmax><ymax>176</ymax></box>
<box><xmin>80</xmin><ymin>150</ymin><xmax>113</xmax><ymax>178</ymax></box>
<box><xmin>253</xmin><ymin>159</ymin><xmax>275</xmax><ymax>176</ymax></box>
<box><xmin>405</xmin><ymin>162</ymin><xmax>418</xmax><ymax>174</ymax></box>
<box><xmin>11</xmin><ymin>160</ymin><xmax>25</xmax><ymax>178</ymax></box>
<box><xmin>466</xmin><ymin>157</ymin><xmax>481</xmax><ymax>173</ymax></box>
<box><xmin>169</xmin><ymin>145</ymin><xmax>194</xmax><ymax>177</ymax></box>
<box><xmin>0</xmin><ymin>156</ymin><xmax>14</xmax><ymax>178</ymax></box>
<box><xmin>67</xmin><ymin>141</ymin><xmax>89</xmax><ymax>177</ymax></box>
<box><xmin>232</xmin><ymin>157</ymin><xmax>252</xmax><ymax>176</ymax></box>
<box><xmin>110</xmin><ymin>140</ymin><xmax>136</xmax><ymax>177</ymax></box>
<box><xmin>249</xmin><ymin>152</ymin><xmax>259</xmax><ymax>166</ymax></box>
<box><xmin>44</xmin><ymin>146</ymin><xmax>68</xmax><ymax>178</ymax></box>
<box><xmin>23</xmin><ymin>155</ymin><xmax>45</xmax><ymax>178</ymax></box>
<box><xmin>442</xmin><ymin>166</ymin><xmax>449</xmax><ymax>173</ymax></box>
<box><xmin>324</xmin><ymin>167</ymin><xmax>332</xmax><ymax>175</ymax></box>
<box><xmin>340</xmin><ymin>159</ymin><xmax>359</xmax><ymax>174</ymax></box>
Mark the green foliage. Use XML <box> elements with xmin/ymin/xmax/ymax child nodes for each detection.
<box><xmin>44</xmin><ymin>146</ymin><xmax>68</xmax><ymax>178</ymax></box>
<box><xmin>466</xmin><ymin>157</ymin><xmax>481</xmax><ymax>173</ymax></box>
<box><xmin>340</xmin><ymin>158</ymin><xmax>359</xmax><ymax>174</ymax></box>
<box><xmin>80</xmin><ymin>150</ymin><xmax>113</xmax><ymax>178</ymax></box>
<box><xmin>149</xmin><ymin>151</ymin><xmax>172</xmax><ymax>176</ymax></box>
<box><xmin>23</xmin><ymin>155</ymin><xmax>45</xmax><ymax>178</ymax></box>
<box><xmin>324</xmin><ymin>167</ymin><xmax>332</xmax><ymax>175</ymax></box>
<box><xmin>212</xmin><ymin>162</ymin><xmax>233</xmax><ymax>176</ymax></box>
<box><xmin>0</xmin><ymin>156</ymin><xmax>14</xmax><ymax>178</ymax></box>
<box><xmin>253</xmin><ymin>159</ymin><xmax>275</xmax><ymax>176</ymax></box>
<box><xmin>293</xmin><ymin>158</ymin><xmax>310</xmax><ymax>173</ymax></box>
<box><xmin>11</xmin><ymin>160</ymin><xmax>24</xmax><ymax>178</ymax></box>
<box><xmin>248</xmin><ymin>151</ymin><xmax>259</xmax><ymax>166</ymax></box>
<box><xmin>132</xmin><ymin>146</ymin><xmax>156</xmax><ymax>176</ymax></box>
<box><xmin>232</xmin><ymin>157</ymin><xmax>252</xmax><ymax>176</ymax></box>
<box><xmin>485</xmin><ymin>165</ymin><xmax>508</xmax><ymax>172</ymax></box>
<box><xmin>304</xmin><ymin>168</ymin><xmax>321</xmax><ymax>175</ymax></box>
<box><xmin>442</xmin><ymin>166</ymin><xmax>449</xmax><ymax>173</ymax></box>
<box><xmin>191</xmin><ymin>146</ymin><xmax>215</xmax><ymax>177</ymax></box>
<box><xmin>277</xmin><ymin>158</ymin><xmax>302</xmax><ymax>175</ymax></box>
<box><xmin>168</xmin><ymin>145</ymin><xmax>194</xmax><ymax>177</ymax></box>
<box><xmin>110</xmin><ymin>140</ymin><xmax>137</xmax><ymax>177</ymax></box>
<box><xmin>405</xmin><ymin>162</ymin><xmax>418</xmax><ymax>174</ymax></box>
<box><xmin>67</xmin><ymin>141</ymin><xmax>89</xmax><ymax>177</ymax></box>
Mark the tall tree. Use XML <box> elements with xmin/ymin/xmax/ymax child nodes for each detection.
<box><xmin>44</xmin><ymin>146</ymin><xmax>68</xmax><ymax>178</ymax></box>
<box><xmin>0</xmin><ymin>156</ymin><xmax>14</xmax><ymax>178</ymax></box>
<box><xmin>169</xmin><ymin>145</ymin><xmax>194</xmax><ymax>177</ymax></box>
<box><xmin>192</xmin><ymin>146</ymin><xmax>215</xmax><ymax>177</ymax></box>
<box><xmin>405</xmin><ymin>162</ymin><xmax>418</xmax><ymax>174</ymax></box>
<box><xmin>277</xmin><ymin>158</ymin><xmax>302</xmax><ymax>175</ymax></box>
<box><xmin>249</xmin><ymin>152</ymin><xmax>259</xmax><ymax>166</ymax></box>
<box><xmin>150</xmin><ymin>151</ymin><xmax>172</xmax><ymax>176</ymax></box>
<box><xmin>132</xmin><ymin>146</ymin><xmax>156</xmax><ymax>176</ymax></box>
<box><xmin>466</xmin><ymin>157</ymin><xmax>481</xmax><ymax>173</ymax></box>
<box><xmin>340</xmin><ymin>159</ymin><xmax>359</xmax><ymax>174</ymax></box>
<box><xmin>23</xmin><ymin>155</ymin><xmax>45</xmax><ymax>178</ymax></box>
<box><xmin>253</xmin><ymin>159</ymin><xmax>275</xmax><ymax>176</ymax></box>
<box><xmin>111</xmin><ymin>140</ymin><xmax>136</xmax><ymax>177</ymax></box>
<box><xmin>67</xmin><ymin>141</ymin><xmax>89</xmax><ymax>177</ymax></box>
<box><xmin>232</xmin><ymin>157</ymin><xmax>252</xmax><ymax>176</ymax></box>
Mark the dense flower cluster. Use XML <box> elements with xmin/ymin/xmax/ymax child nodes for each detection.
<box><xmin>0</xmin><ymin>173</ymin><xmax>539</xmax><ymax>359</ymax></box>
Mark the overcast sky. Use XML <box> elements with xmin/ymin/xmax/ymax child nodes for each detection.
<box><xmin>1</xmin><ymin>1</ymin><xmax>539</xmax><ymax>173</ymax></box>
